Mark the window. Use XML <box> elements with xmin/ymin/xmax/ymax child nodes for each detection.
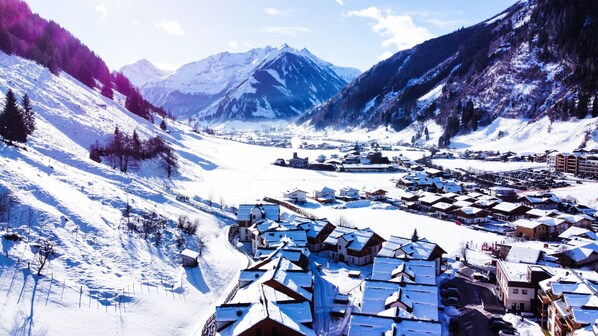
<box><xmin>513</xmin><ymin>288</ymin><xmax>519</xmax><ymax>294</ymax></box>
<box><xmin>522</xmin><ymin>289</ymin><xmax>528</xmax><ymax>295</ymax></box>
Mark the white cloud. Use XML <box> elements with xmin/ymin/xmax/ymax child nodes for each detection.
<box><xmin>228</xmin><ymin>41</ymin><xmax>239</xmax><ymax>50</ymax></box>
<box><xmin>347</xmin><ymin>7</ymin><xmax>435</xmax><ymax>51</ymax></box>
<box><xmin>336</xmin><ymin>0</ymin><xmax>345</xmax><ymax>5</ymax></box>
<box><xmin>259</xmin><ymin>26</ymin><xmax>311</xmax><ymax>36</ymax></box>
<box><xmin>155</xmin><ymin>20</ymin><xmax>185</xmax><ymax>36</ymax></box>
<box><xmin>94</xmin><ymin>3</ymin><xmax>108</xmax><ymax>21</ymax></box>
<box><xmin>263</xmin><ymin>8</ymin><xmax>289</xmax><ymax>16</ymax></box>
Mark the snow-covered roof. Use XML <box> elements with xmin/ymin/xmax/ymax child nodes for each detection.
<box><xmin>493</xmin><ymin>201</ymin><xmax>524</xmax><ymax>213</ymax></box>
<box><xmin>419</xmin><ymin>195</ymin><xmax>444</xmax><ymax>205</ymax></box>
<box><xmin>260</xmin><ymin>229</ymin><xmax>308</xmax><ymax>248</ymax></box>
<box><xmin>557</xmin><ymin>213</ymin><xmax>594</xmax><ymax>224</ymax></box>
<box><xmin>181</xmin><ymin>249</ymin><xmax>200</xmax><ymax>260</ymax></box>
<box><xmin>378</xmin><ymin>236</ymin><xmax>445</xmax><ymax>260</ymax></box>
<box><xmin>513</xmin><ymin>219</ymin><xmax>545</xmax><ymax>229</ymax></box>
<box><xmin>505</xmin><ymin>246</ymin><xmax>541</xmax><ymax>264</ymax></box>
<box><xmin>431</xmin><ymin>202</ymin><xmax>456</xmax><ymax>211</ymax></box>
<box><xmin>527</xmin><ymin>208</ymin><xmax>560</xmax><ymax>218</ymax></box>
<box><xmin>454</xmin><ymin>206</ymin><xmax>485</xmax><ymax>216</ymax></box>
<box><xmin>217</xmin><ymin>297</ymin><xmax>315</xmax><ymax>336</ymax></box>
<box><xmin>339</xmin><ymin>228</ymin><xmax>380</xmax><ymax>252</ymax></box>
<box><xmin>537</xmin><ymin>216</ymin><xmax>566</xmax><ymax>227</ymax></box>
<box><xmin>452</xmin><ymin>200</ymin><xmax>473</xmax><ymax>208</ymax></box>
<box><xmin>348</xmin><ymin>314</ymin><xmax>441</xmax><ymax>336</ymax></box>
<box><xmin>360</xmin><ymin>280</ymin><xmax>438</xmax><ymax>320</ymax></box>
<box><xmin>559</xmin><ymin>227</ymin><xmax>598</xmax><ymax>241</ymax></box>
<box><xmin>237</xmin><ymin>203</ymin><xmax>280</xmax><ymax>221</ymax></box>
<box><xmin>371</xmin><ymin>257</ymin><xmax>436</xmax><ymax>285</ymax></box>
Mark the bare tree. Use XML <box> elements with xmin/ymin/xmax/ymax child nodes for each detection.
<box><xmin>337</xmin><ymin>215</ymin><xmax>354</xmax><ymax>228</ymax></box>
<box><xmin>177</xmin><ymin>215</ymin><xmax>199</xmax><ymax>235</ymax></box>
<box><xmin>0</xmin><ymin>189</ymin><xmax>14</xmax><ymax>230</ymax></box>
<box><xmin>36</xmin><ymin>239</ymin><xmax>54</xmax><ymax>276</ymax></box>
<box><xmin>207</xmin><ymin>192</ymin><xmax>215</xmax><ymax>208</ymax></box>
<box><xmin>219</xmin><ymin>195</ymin><xmax>226</xmax><ymax>211</ymax></box>
<box><xmin>459</xmin><ymin>241</ymin><xmax>469</xmax><ymax>265</ymax></box>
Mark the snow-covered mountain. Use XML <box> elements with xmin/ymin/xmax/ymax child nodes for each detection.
<box><xmin>120</xmin><ymin>59</ymin><xmax>173</xmax><ymax>87</ymax></box>
<box><xmin>121</xmin><ymin>45</ymin><xmax>360</xmax><ymax>121</ymax></box>
<box><xmin>300</xmin><ymin>0</ymin><xmax>598</xmax><ymax>149</ymax></box>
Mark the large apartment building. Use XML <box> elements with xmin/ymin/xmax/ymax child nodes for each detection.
<box><xmin>547</xmin><ymin>152</ymin><xmax>598</xmax><ymax>178</ymax></box>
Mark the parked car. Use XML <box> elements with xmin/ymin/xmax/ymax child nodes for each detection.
<box><xmin>449</xmin><ymin>318</ymin><xmax>460</xmax><ymax>333</ymax></box>
<box><xmin>440</xmin><ymin>287</ymin><xmax>460</xmax><ymax>298</ymax></box>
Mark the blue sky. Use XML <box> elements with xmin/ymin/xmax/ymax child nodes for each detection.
<box><xmin>25</xmin><ymin>0</ymin><xmax>518</xmax><ymax>72</ymax></box>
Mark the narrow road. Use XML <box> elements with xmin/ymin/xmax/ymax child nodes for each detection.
<box><xmin>310</xmin><ymin>263</ymin><xmax>336</xmax><ymax>335</ymax></box>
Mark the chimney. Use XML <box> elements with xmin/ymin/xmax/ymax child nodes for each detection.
<box><xmin>293</xmin><ymin>152</ymin><xmax>298</xmax><ymax>159</ymax></box>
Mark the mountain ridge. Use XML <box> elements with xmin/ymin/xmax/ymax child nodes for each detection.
<box><xmin>121</xmin><ymin>45</ymin><xmax>361</xmax><ymax>122</ymax></box>
<box><xmin>299</xmin><ymin>0</ymin><xmax>598</xmax><ymax>148</ymax></box>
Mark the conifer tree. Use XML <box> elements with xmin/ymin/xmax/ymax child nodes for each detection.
<box><xmin>0</xmin><ymin>89</ymin><xmax>28</xmax><ymax>144</ymax></box>
<box><xmin>411</xmin><ymin>228</ymin><xmax>419</xmax><ymax>242</ymax></box>
<box><xmin>592</xmin><ymin>96</ymin><xmax>598</xmax><ymax>118</ymax></box>
<box><xmin>160</xmin><ymin>118</ymin><xmax>167</xmax><ymax>131</ymax></box>
<box><xmin>21</xmin><ymin>93</ymin><xmax>35</xmax><ymax>135</ymax></box>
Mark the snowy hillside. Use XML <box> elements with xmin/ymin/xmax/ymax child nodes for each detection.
<box><xmin>121</xmin><ymin>45</ymin><xmax>360</xmax><ymax>122</ymax></box>
<box><xmin>301</xmin><ymin>0</ymin><xmax>598</xmax><ymax>150</ymax></box>
<box><xmin>0</xmin><ymin>51</ymin><xmax>246</xmax><ymax>335</ymax></box>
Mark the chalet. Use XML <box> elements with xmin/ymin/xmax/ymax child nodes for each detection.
<box><xmin>181</xmin><ymin>249</ymin><xmax>200</xmax><ymax>267</ymax></box>
<box><xmin>216</xmin><ymin>255</ymin><xmax>315</xmax><ymax>336</ymax></box>
<box><xmin>514</xmin><ymin>219</ymin><xmax>549</xmax><ymax>240</ymax></box>
<box><xmin>283</xmin><ymin>188</ymin><xmax>307</xmax><ymax>204</ymax></box>
<box><xmin>377</xmin><ymin>236</ymin><xmax>446</xmax><ymax>275</ymax></box>
<box><xmin>556</xmin><ymin>242</ymin><xmax>598</xmax><ymax>268</ymax></box>
<box><xmin>496</xmin><ymin>261</ymin><xmax>553</xmax><ymax>313</ymax></box>
<box><xmin>324</xmin><ymin>227</ymin><xmax>385</xmax><ymax>265</ymax></box>
<box><xmin>237</xmin><ymin>203</ymin><xmax>280</xmax><ymax>242</ymax></box>
<box><xmin>556</xmin><ymin>214</ymin><xmax>593</xmax><ymax>228</ymax></box>
<box><xmin>288</xmin><ymin>152</ymin><xmax>308</xmax><ymax>168</ymax></box>
<box><xmin>294</xmin><ymin>218</ymin><xmax>336</xmax><ymax>252</ymax></box>
<box><xmin>338</xmin><ymin>187</ymin><xmax>360</xmax><ymax>201</ymax></box>
<box><xmin>538</xmin><ymin>271</ymin><xmax>598</xmax><ymax>336</ymax></box>
<box><xmin>558</xmin><ymin>226</ymin><xmax>598</xmax><ymax>242</ymax></box>
<box><xmin>365</xmin><ymin>189</ymin><xmax>387</xmax><ymax>201</ymax></box>
<box><xmin>519</xmin><ymin>194</ymin><xmax>560</xmax><ymax>210</ymax></box>
<box><xmin>313</xmin><ymin>186</ymin><xmax>336</xmax><ymax>204</ymax></box>
<box><xmin>430</xmin><ymin>202</ymin><xmax>459</xmax><ymax>219</ymax></box>
<box><xmin>537</xmin><ymin>216</ymin><xmax>570</xmax><ymax>239</ymax></box>
<box><xmin>452</xmin><ymin>207</ymin><xmax>490</xmax><ymax>225</ymax></box>
<box><xmin>418</xmin><ymin>194</ymin><xmax>454</xmax><ymax>212</ymax></box>
<box><xmin>492</xmin><ymin>202</ymin><xmax>531</xmax><ymax>222</ymax></box>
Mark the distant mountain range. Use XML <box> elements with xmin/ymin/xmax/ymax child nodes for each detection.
<box><xmin>300</xmin><ymin>0</ymin><xmax>598</xmax><ymax>146</ymax></box>
<box><xmin>122</xmin><ymin>45</ymin><xmax>361</xmax><ymax>122</ymax></box>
